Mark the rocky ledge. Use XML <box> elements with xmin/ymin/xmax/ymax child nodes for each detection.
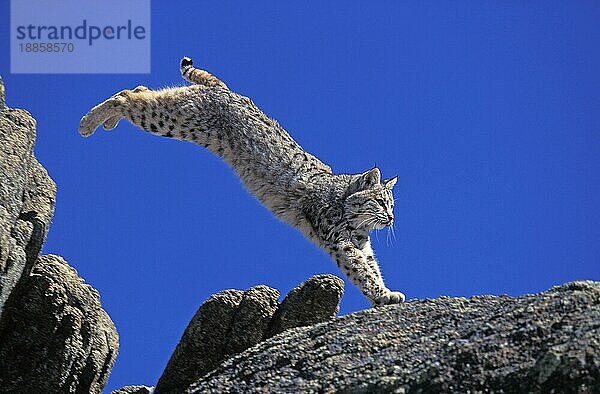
<box><xmin>0</xmin><ymin>77</ymin><xmax>598</xmax><ymax>394</ymax></box>
<box><xmin>189</xmin><ymin>280</ymin><xmax>600</xmax><ymax>393</ymax></box>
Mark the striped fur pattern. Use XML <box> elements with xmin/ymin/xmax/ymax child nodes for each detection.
<box><xmin>79</xmin><ymin>57</ymin><xmax>405</xmax><ymax>306</ymax></box>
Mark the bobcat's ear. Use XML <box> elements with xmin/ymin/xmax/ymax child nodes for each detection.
<box><xmin>348</xmin><ymin>167</ymin><xmax>381</xmax><ymax>195</ymax></box>
<box><xmin>384</xmin><ymin>176</ymin><xmax>398</xmax><ymax>189</ymax></box>
<box><xmin>360</xmin><ymin>167</ymin><xmax>381</xmax><ymax>188</ymax></box>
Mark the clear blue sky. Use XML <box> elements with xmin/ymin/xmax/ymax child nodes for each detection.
<box><xmin>1</xmin><ymin>2</ymin><xmax>599</xmax><ymax>391</ymax></box>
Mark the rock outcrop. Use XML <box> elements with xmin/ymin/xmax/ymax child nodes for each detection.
<box><xmin>188</xmin><ymin>281</ymin><xmax>600</xmax><ymax>393</ymax></box>
<box><xmin>0</xmin><ymin>78</ymin><xmax>56</xmax><ymax>316</ymax></box>
<box><xmin>268</xmin><ymin>274</ymin><xmax>344</xmax><ymax>337</ymax></box>
<box><xmin>0</xmin><ymin>255</ymin><xmax>119</xmax><ymax>393</ymax></box>
<box><xmin>0</xmin><ymin>78</ymin><xmax>118</xmax><ymax>394</ymax></box>
<box><xmin>154</xmin><ymin>289</ymin><xmax>246</xmax><ymax>394</ymax></box>
<box><xmin>154</xmin><ymin>276</ymin><xmax>344</xmax><ymax>394</ymax></box>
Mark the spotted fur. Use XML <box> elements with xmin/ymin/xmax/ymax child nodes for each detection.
<box><xmin>79</xmin><ymin>57</ymin><xmax>405</xmax><ymax>306</ymax></box>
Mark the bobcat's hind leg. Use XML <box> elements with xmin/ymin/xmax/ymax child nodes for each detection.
<box><xmin>80</xmin><ymin>95</ymin><xmax>123</xmax><ymax>137</ymax></box>
<box><xmin>80</xmin><ymin>86</ymin><xmax>151</xmax><ymax>137</ymax></box>
<box><xmin>102</xmin><ymin>86</ymin><xmax>149</xmax><ymax>131</ymax></box>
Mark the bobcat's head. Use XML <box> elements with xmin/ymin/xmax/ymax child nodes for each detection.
<box><xmin>344</xmin><ymin>167</ymin><xmax>397</xmax><ymax>230</ymax></box>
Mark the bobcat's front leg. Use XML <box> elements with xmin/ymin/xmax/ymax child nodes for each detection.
<box><xmin>327</xmin><ymin>239</ymin><xmax>405</xmax><ymax>306</ymax></box>
<box><xmin>362</xmin><ymin>239</ymin><xmax>405</xmax><ymax>305</ymax></box>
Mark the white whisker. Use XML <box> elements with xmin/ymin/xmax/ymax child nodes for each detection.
<box><xmin>356</xmin><ymin>215</ymin><xmax>377</xmax><ymax>229</ymax></box>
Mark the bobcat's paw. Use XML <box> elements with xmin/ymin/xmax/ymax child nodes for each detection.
<box><xmin>387</xmin><ymin>291</ymin><xmax>406</xmax><ymax>304</ymax></box>
<box><xmin>373</xmin><ymin>290</ymin><xmax>406</xmax><ymax>307</ymax></box>
<box><xmin>79</xmin><ymin>112</ymin><xmax>100</xmax><ymax>137</ymax></box>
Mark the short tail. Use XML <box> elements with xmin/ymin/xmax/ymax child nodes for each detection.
<box><xmin>180</xmin><ymin>57</ymin><xmax>228</xmax><ymax>89</ymax></box>
<box><xmin>180</xmin><ymin>57</ymin><xmax>195</xmax><ymax>80</ymax></box>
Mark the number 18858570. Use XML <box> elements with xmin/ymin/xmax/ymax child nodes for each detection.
<box><xmin>19</xmin><ymin>43</ymin><xmax>75</xmax><ymax>52</ymax></box>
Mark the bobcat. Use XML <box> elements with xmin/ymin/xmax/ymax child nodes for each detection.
<box><xmin>79</xmin><ymin>57</ymin><xmax>405</xmax><ymax>306</ymax></box>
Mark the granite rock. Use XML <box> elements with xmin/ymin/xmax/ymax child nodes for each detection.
<box><xmin>189</xmin><ymin>281</ymin><xmax>600</xmax><ymax>393</ymax></box>
<box><xmin>0</xmin><ymin>254</ymin><xmax>119</xmax><ymax>394</ymax></box>
<box><xmin>148</xmin><ymin>277</ymin><xmax>347</xmax><ymax>394</ymax></box>
<box><xmin>154</xmin><ymin>289</ymin><xmax>245</xmax><ymax>394</ymax></box>
<box><xmin>0</xmin><ymin>77</ymin><xmax>56</xmax><ymax>317</ymax></box>
<box><xmin>0</xmin><ymin>78</ymin><xmax>116</xmax><ymax>394</ymax></box>
<box><xmin>223</xmin><ymin>285</ymin><xmax>280</xmax><ymax>356</ymax></box>
<box><xmin>267</xmin><ymin>274</ymin><xmax>344</xmax><ymax>337</ymax></box>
